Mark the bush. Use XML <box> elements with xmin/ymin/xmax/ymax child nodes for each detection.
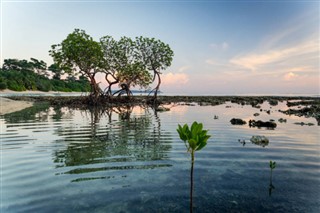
<box><xmin>7</xmin><ymin>80</ymin><xmax>26</xmax><ymax>91</ymax></box>
<box><xmin>0</xmin><ymin>81</ymin><xmax>7</xmax><ymax>90</ymax></box>
<box><xmin>0</xmin><ymin>66</ymin><xmax>91</xmax><ymax>92</ymax></box>
<box><xmin>36</xmin><ymin>80</ymin><xmax>52</xmax><ymax>92</ymax></box>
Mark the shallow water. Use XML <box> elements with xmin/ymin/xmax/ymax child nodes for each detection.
<box><xmin>1</xmin><ymin>101</ymin><xmax>319</xmax><ymax>212</ymax></box>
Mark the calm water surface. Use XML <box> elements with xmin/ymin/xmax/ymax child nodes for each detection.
<box><xmin>1</xmin><ymin>101</ymin><xmax>319</xmax><ymax>212</ymax></box>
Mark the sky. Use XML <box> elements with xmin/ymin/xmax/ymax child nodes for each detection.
<box><xmin>1</xmin><ymin>0</ymin><xmax>319</xmax><ymax>95</ymax></box>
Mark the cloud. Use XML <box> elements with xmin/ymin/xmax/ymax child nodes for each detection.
<box><xmin>162</xmin><ymin>72</ymin><xmax>189</xmax><ymax>86</ymax></box>
<box><xmin>230</xmin><ymin>39</ymin><xmax>318</xmax><ymax>71</ymax></box>
<box><xmin>284</xmin><ymin>72</ymin><xmax>298</xmax><ymax>81</ymax></box>
<box><xmin>210</xmin><ymin>42</ymin><xmax>229</xmax><ymax>51</ymax></box>
<box><xmin>222</xmin><ymin>42</ymin><xmax>229</xmax><ymax>50</ymax></box>
<box><xmin>178</xmin><ymin>65</ymin><xmax>190</xmax><ymax>72</ymax></box>
<box><xmin>205</xmin><ymin>59</ymin><xmax>232</xmax><ymax>68</ymax></box>
<box><xmin>205</xmin><ymin>59</ymin><xmax>218</xmax><ymax>65</ymax></box>
<box><xmin>287</xmin><ymin>66</ymin><xmax>313</xmax><ymax>73</ymax></box>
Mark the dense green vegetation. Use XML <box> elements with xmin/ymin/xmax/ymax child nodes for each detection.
<box><xmin>0</xmin><ymin>58</ymin><xmax>90</xmax><ymax>92</ymax></box>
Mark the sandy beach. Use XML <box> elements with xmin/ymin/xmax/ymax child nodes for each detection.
<box><xmin>0</xmin><ymin>97</ymin><xmax>34</xmax><ymax>115</ymax></box>
<box><xmin>0</xmin><ymin>89</ymin><xmax>85</xmax><ymax>115</ymax></box>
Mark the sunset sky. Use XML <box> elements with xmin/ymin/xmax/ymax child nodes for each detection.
<box><xmin>1</xmin><ymin>0</ymin><xmax>319</xmax><ymax>95</ymax></box>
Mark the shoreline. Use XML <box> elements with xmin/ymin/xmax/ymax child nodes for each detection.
<box><xmin>1</xmin><ymin>92</ymin><xmax>319</xmax><ymax>121</ymax></box>
<box><xmin>0</xmin><ymin>97</ymin><xmax>34</xmax><ymax>115</ymax></box>
<box><xmin>1</xmin><ymin>89</ymin><xmax>318</xmax><ymax>98</ymax></box>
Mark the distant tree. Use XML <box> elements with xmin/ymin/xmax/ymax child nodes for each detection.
<box><xmin>48</xmin><ymin>63</ymin><xmax>63</xmax><ymax>80</ymax></box>
<box><xmin>2</xmin><ymin>59</ymin><xmax>33</xmax><ymax>71</ymax></box>
<box><xmin>1</xmin><ymin>58</ymin><xmax>91</xmax><ymax>93</ymax></box>
<box><xmin>135</xmin><ymin>36</ymin><xmax>174</xmax><ymax>99</ymax></box>
<box><xmin>30</xmin><ymin>58</ymin><xmax>48</xmax><ymax>77</ymax></box>
<box><xmin>49</xmin><ymin>29</ymin><xmax>104</xmax><ymax>101</ymax></box>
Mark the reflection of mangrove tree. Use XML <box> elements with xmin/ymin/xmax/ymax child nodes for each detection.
<box><xmin>53</xmin><ymin>105</ymin><xmax>171</xmax><ymax>179</ymax></box>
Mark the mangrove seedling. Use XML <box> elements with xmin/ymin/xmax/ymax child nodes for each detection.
<box><xmin>270</xmin><ymin>160</ymin><xmax>276</xmax><ymax>178</ymax></box>
<box><xmin>177</xmin><ymin>121</ymin><xmax>211</xmax><ymax>213</ymax></box>
<box><xmin>269</xmin><ymin>160</ymin><xmax>276</xmax><ymax>196</ymax></box>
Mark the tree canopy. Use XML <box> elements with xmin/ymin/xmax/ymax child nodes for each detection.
<box><xmin>49</xmin><ymin>29</ymin><xmax>174</xmax><ymax>102</ymax></box>
<box><xmin>49</xmin><ymin>29</ymin><xmax>103</xmax><ymax>100</ymax></box>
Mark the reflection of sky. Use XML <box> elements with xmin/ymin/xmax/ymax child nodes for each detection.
<box><xmin>1</xmin><ymin>1</ymin><xmax>319</xmax><ymax>95</ymax></box>
<box><xmin>1</xmin><ymin>102</ymin><xmax>319</xmax><ymax>212</ymax></box>
<box><xmin>158</xmin><ymin>101</ymin><xmax>319</xmax><ymax>146</ymax></box>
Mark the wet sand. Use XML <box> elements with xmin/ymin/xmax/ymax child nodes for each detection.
<box><xmin>0</xmin><ymin>97</ymin><xmax>34</xmax><ymax>115</ymax></box>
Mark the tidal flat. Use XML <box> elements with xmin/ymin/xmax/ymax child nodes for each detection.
<box><xmin>1</xmin><ymin>96</ymin><xmax>319</xmax><ymax>212</ymax></box>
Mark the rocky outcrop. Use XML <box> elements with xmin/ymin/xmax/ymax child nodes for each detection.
<box><xmin>230</xmin><ymin>118</ymin><xmax>247</xmax><ymax>125</ymax></box>
<box><xmin>249</xmin><ymin>120</ymin><xmax>277</xmax><ymax>128</ymax></box>
<box><xmin>280</xmin><ymin>105</ymin><xmax>320</xmax><ymax>126</ymax></box>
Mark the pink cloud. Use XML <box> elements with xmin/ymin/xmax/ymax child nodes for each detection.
<box><xmin>284</xmin><ymin>72</ymin><xmax>298</xmax><ymax>81</ymax></box>
<box><xmin>162</xmin><ymin>72</ymin><xmax>189</xmax><ymax>86</ymax></box>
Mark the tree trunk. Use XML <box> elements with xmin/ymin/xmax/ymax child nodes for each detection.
<box><xmin>105</xmin><ymin>73</ymin><xmax>119</xmax><ymax>97</ymax></box>
<box><xmin>88</xmin><ymin>75</ymin><xmax>101</xmax><ymax>103</ymax></box>
<box><xmin>154</xmin><ymin>71</ymin><xmax>161</xmax><ymax>99</ymax></box>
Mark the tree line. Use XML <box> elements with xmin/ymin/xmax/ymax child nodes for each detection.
<box><xmin>49</xmin><ymin>29</ymin><xmax>174</xmax><ymax>102</ymax></box>
<box><xmin>0</xmin><ymin>58</ymin><xmax>90</xmax><ymax>92</ymax></box>
<box><xmin>0</xmin><ymin>29</ymin><xmax>174</xmax><ymax>103</ymax></box>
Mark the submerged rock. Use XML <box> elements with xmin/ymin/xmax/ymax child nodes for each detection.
<box><xmin>278</xmin><ymin>118</ymin><xmax>287</xmax><ymax>123</ymax></box>
<box><xmin>294</xmin><ymin>122</ymin><xmax>315</xmax><ymax>126</ymax></box>
<box><xmin>250</xmin><ymin>135</ymin><xmax>269</xmax><ymax>147</ymax></box>
<box><xmin>156</xmin><ymin>107</ymin><xmax>170</xmax><ymax>112</ymax></box>
<box><xmin>249</xmin><ymin>120</ymin><xmax>277</xmax><ymax>128</ymax></box>
<box><xmin>230</xmin><ymin>118</ymin><xmax>247</xmax><ymax>125</ymax></box>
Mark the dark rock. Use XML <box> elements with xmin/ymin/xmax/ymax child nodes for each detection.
<box><xmin>253</xmin><ymin>113</ymin><xmax>260</xmax><ymax>116</ymax></box>
<box><xmin>249</xmin><ymin>120</ymin><xmax>277</xmax><ymax>128</ymax></box>
<box><xmin>230</xmin><ymin>118</ymin><xmax>247</xmax><ymax>125</ymax></box>
<box><xmin>294</xmin><ymin>122</ymin><xmax>314</xmax><ymax>126</ymax></box>
<box><xmin>278</xmin><ymin>118</ymin><xmax>287</xmax><ymax>123</ymax></box>
<box><xmin>268</xmin><ymin>99</ymin><xmax>278</xmax><ymax>106</ymax></box>
<box><xmin>238</xmin><ymin>139</ymin><xmax>246</xmax><ymax>146</ymax></box>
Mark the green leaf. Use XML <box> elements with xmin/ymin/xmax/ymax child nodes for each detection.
<box><xmin>177</xmin><ymin>122</ymin><xmax>211</xmax><ymax>153</ymax></box>
<box><xmin>188</xmin><ymin>139</ymin><xmax>197</xmax><ymax>150</ymax></box>
<box><xmin>270</xmin><ymin>161</ymin><xmax>276</xmax><ymax>169</ymax></box>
